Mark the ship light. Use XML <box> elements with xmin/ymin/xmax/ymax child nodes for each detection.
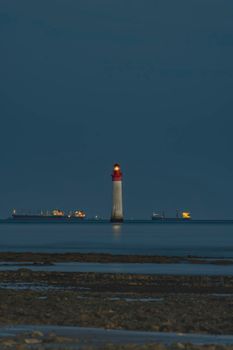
<box><xmin>51</xmin><ymin>209</ymin><xmax>64</xmax><ymax>217</ymax></box>
<box><xmin>73</xmin><ymin>210</ymin><xmax>86</xmax><ymax>218</ymax></box>
<box><xmin>182</xmin><ymin>211</ymin><xmax>191</xmax><ymax>219</ymax></box>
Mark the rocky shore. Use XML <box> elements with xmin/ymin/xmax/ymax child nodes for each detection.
<box><xmin>0</xmin><ymin>252</ymin><xmax>232</xmax><ymax>265</ymax></box>
<box><xmin>0</xmin><ymin>253</ymin><xmax>233</xmax><ymax>348</ymax></box>
<box><xmin>2</xmin><ymin>332</ymin><xmax>233</xmax><ymax>350</ymax></box>
<box><xmin>0</xmin><ymin>270</ymin><xmax>233</xmax><ymax>334</ymax></box>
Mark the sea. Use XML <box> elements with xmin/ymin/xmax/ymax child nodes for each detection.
<box><xmin>0</xmin><ymin>222</ymin><xmax>233</xmax><ymax>258</ymax></box>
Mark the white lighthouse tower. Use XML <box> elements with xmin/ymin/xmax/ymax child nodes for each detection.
<box><xmin>111</xmin><ymin>163</ymin><xmax>124</xmax><ymax>222</ymax></box>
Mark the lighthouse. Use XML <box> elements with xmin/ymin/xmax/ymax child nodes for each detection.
<box><xmin>111</xmin><ymin>163</ymin><xmax>124</xmax><ymax>222</ymax></box>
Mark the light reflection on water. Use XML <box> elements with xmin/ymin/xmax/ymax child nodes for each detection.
<box><xmin>112</xmin><ymin>224</ymin><xmax>122</xmax><ymax>240</ymax></box>
<box><xmin>0</xmin><ymin>223</ymin><xmax>233</xmax><ymax>257</ymax></box>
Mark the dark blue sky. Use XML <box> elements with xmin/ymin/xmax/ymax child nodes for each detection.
<box><xmin>1</xmin><ymin>0</ymin><xmax>233</xmax><ymax>219</ymax></box>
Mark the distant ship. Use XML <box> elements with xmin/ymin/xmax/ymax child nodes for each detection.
<box><xmin>152</xmin><ymin>210</ymin><xmax>192</xmax><ymax>222</ymax></box>
<box><xmin>11</xmin><ymin>209</ymin><xmax>86</xmax><ymax>221</ymax></box>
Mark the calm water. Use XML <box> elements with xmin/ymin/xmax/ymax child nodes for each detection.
<box><xmin>1</xmin><ymin>262</ymin><xmax>233</xmax><ymax>275</ymax></box>
<box><xmin>1</xmin><ymin>325</ymin><xmax>233</xmax><ymax>345</ymax></box>
<box><xmin>1</xmin><ymin>222</ymin><xmax>233</xmax><ymax>258</ymax></box>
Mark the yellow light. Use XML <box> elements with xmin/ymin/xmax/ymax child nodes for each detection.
<box><xmin>114</xmin><ymin>166</ymin><xmax>120</xmax><ymax>171</ymax></box>
<box><xmin>182</xmin><ymin>211</ymin><xmax>191</xmax><ymax>219</ymax></box>
<box><xmin>51</xmin><ymin>209</ymin><xmax>64</xmax><ymax>217</ymax></box>
<box><xmin>73</xmin><ymin>210</ymin><xmax>86</xmax><ymax>218</ymax></box>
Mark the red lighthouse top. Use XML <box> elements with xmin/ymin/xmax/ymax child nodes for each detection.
<box><xmin>112</xmin><ymin>163</ymin><xmax>123</xmax><ymax>181</ymax></box>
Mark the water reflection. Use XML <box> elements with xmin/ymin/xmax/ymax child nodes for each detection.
<box><xmin>2</xmin><ymin>223</ymin><xmax>233</xmax><ymax>257</ymax></box>
<box><xmin>112</xmin><ymin>224</ymin><xmax>122</xmax><ymax>239</ymax></box>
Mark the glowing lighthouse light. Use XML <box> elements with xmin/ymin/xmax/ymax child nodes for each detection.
<box><xmin>111</xmin><ymin>163</ymin><xmax>124</xmax><ymax>222</ymax></box>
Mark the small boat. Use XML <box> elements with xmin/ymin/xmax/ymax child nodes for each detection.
<box><xmin>152</xmin><ymin>210</ymin><xmax>191</xmax><ymax>221</ymax></box>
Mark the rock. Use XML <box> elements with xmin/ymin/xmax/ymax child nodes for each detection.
<box><xmin>55</xmin><ymin>336</ymin><xmax>74</xmax><ymax>343</ymax></box>
<box><xmin>79</xmin><ymin>313</ymin><xmax>91</xmax><ymax>321</ymax></box>
<box><xmin>46</xmin><ymin>332</ymin><xmax>57</xmax><ymax>341</ymax></box>
<box><xmin>17</xmin><ymin>268</ymin><xmax>32</xmax><ymax>278</ymax></box>
<box><xmin>24</xmin><ymin>338</ymin><xmax>42</xmax><ymax>344</ymax></box>
<box><xmin>31</xmin><ymin>330</ymin><xmax>44</xmax><ymax>337</ymax></box>
<box><xmin>0</xmin><ymin>339</ymin><xmax>17</xmax><ymax>346</ymax></box>
<box><xmin>176</xmin><ymin>343</ymin><xmax>186</xmax><ymax>350</ymax></box>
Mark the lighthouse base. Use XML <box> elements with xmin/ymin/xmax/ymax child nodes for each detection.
<box><xmin>110</xmin><ymin>218</ymin><xmax>124</xmax><ymax>223</ymax></box>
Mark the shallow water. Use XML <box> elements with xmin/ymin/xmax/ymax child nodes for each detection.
<box><xmin>1</xmin><ymin>261</ymin><xmax>233</xmax><ymax>275</ymax></box>
<box><xmin>1</xmin><ymin>325</ymin><xmax>233</xmax><ymax>345</ymax></box>
<box><xmin>0</xmin><ymin>281</ymin><xmax>89</xmax><ymax>292</ymax></box>
<box><xmin>1</xmin><ymin>222</ymin><xmax>233</xmax><ymax>258</ymax></box>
